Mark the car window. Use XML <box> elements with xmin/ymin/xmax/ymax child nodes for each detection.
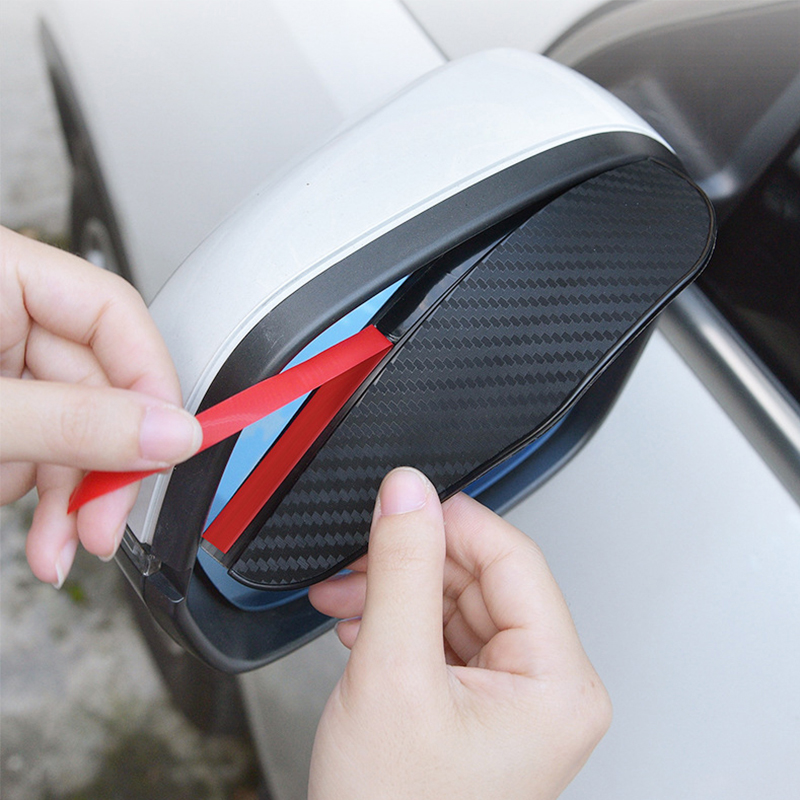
<box><xmin>699</xmin><ymin>139</ymin><xmax>800</xmax><ymax>403</ymax></box>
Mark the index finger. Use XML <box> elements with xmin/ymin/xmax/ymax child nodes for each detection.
<box><xmin>442</xmin><ymin>492</ymin><xmax>585</xmax><ymax>674</ymax></box>
<box><xmin>1</xmin><ymin>228</ymin><xmax>181</xmax><ymax>404</ymax></box>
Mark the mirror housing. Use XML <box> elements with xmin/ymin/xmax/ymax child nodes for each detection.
<box><xmin>117</xmin><ymin>50</ymin><xmax>714</xmax><ymax>672</ymax></box>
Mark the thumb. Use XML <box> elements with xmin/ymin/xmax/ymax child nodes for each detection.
<box><xmin>349</xmin><ymin>467</ymin><xmax>447</xmax><ymax>676</ymax></box>
<box><xmin>0</xmin><ymin>377</ymin><xmax>202</xmax><ymax>471</ymax></box>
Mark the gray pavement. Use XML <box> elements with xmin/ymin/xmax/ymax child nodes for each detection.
<box><xmin>0</xmin><ymin>2</ymin><xmax>259</xmax><ymax>797</ymax></box>
<box><xmin>1</xmin><ymin>497</ymin><xmax>258</xmax><ymax>800</ymax></box>
<box><xmin>0</xmin><ymin>0</ymin><xmax>69</xmax><ymax>237</ymax></box>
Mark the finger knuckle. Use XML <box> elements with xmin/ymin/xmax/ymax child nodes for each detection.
<box><xmin>114</xmin><ymin>275</ymin><xmax>145</xmax><ymax>309</ymax></box>
<box><xmin>59</xmin><ymin>398</ymin><xmax>94</xmax><ymax>455</ymax></box>
<box><xmin>380</xmin><ymin>545</ymin><xmax>432</xmax><ymax>575</ymax></box>
<box><xmin>573</xmin><ymin>674</ymin><xmax>613</xmax><ymax>746</ymax></box>
<box><xmin>592</xmin><ymin>682</ymin><xmax>614</xmax><ymax>738</ymax></box>
<box><xmin>372</xmin><ymin>520</ymin><xmax>442</xmax><ymax>571</ymax></box>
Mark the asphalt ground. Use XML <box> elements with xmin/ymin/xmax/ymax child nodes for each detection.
<box><xmin>0</xmin><ymin>2</ymin><xmax>260</xmax><ymax>797</ymax></box>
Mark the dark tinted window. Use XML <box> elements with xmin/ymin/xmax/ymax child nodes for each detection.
<box><xmin>699</xmin><ymin>141</ymin><xmax>800</xmax><ymax>402</ymax></box>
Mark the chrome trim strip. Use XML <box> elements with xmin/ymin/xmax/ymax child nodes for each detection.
<box><xmin>660</xmin><ymin>285</ymin><xmax>800</xmax><ymax>505</ymax></box>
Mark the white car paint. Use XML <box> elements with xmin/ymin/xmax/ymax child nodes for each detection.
<box><xmin>401</xmin><ymin>0</ymin><xmax>609</xmax><ymax>58</ymax></box>
<box><xmin>42</xmin><ymin>0</ymin><xmax>444</xmax><ymax>301</ymax></box>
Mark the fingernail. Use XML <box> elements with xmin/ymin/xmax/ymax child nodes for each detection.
<box><xmin>378</xmin><ymin>468</ymin><xmax>429</xmax><ymax>516</ymax></box>
<box><xmin>52</xmin><ymin>539</ymin><xmax>78</xmax><ymax>590</ymax></box>
<box><xmin>336</xmin><ymin>618</ymin><xmax>361</xmax><ymax>645</ymax></box>
<box><xmin>139</xmin><ymin>405</ymin><xmax>202</xmax><ymax>464</ymax></box>
<box><xmin>99</xmin><ymin>522</ymin><xmax>126</xmax><ymax>562</ymax></box>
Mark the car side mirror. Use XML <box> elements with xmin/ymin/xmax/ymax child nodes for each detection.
<box><xmin>117</xmin><ymin>50</ymin><xmax>714</xmax><ymax>672</ymax></box>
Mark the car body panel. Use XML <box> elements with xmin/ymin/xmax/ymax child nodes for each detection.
<box><xmin>400</xmin><ymin>0</ymin><xmax>610</xmax><ymax>58</ymax></box>
<box><xmin>42</xmin><ymin>0</ymin><xmax>443</xmax><ymax>301</ymax></box>
<box><xmin>510</xmin><ymin>329</ymin><xmax>800</xmax><ymax>799</ymax></box>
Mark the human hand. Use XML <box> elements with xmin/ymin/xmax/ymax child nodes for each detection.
<box><xmin>0</xmin><ymin>227</ymin><xmax>201</xmax><ymax>586</ymax></box>
<box><xmin>308</xmin><ymin>467</ymin><xmax>611</xmax><ymax>800</ymax></box>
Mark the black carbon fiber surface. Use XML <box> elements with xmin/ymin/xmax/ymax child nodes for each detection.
<box><xmin>229</xmin><ymin>160</ymin><xmax>713</xmax><ymax>589</ymax></box>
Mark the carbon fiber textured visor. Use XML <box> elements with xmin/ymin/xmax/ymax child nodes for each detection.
<box><xmin>202</xmin><ymin>159</ymin><xmax>714</xmax><ymax>590</ymax></box>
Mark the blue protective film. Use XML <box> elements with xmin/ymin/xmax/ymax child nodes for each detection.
<box><xmin>199</xmin><ymin>280</ymin><xmax>405</xmax><ymax>609</ymax></box>
<box><xmin>204</xmin><ymin>281</ymin><xmax>405</xmax><ymax>530</ymax></box>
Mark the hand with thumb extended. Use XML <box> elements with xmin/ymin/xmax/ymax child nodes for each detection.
<box><xmin>308</xmin><ymin>467</ymin><xmax>611</xmax><ymax>800</ymax></box>
<box><xmin>0</xmin><ymin>227</ymin><xmax>202</xmax><ymax>587</ymax></box>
